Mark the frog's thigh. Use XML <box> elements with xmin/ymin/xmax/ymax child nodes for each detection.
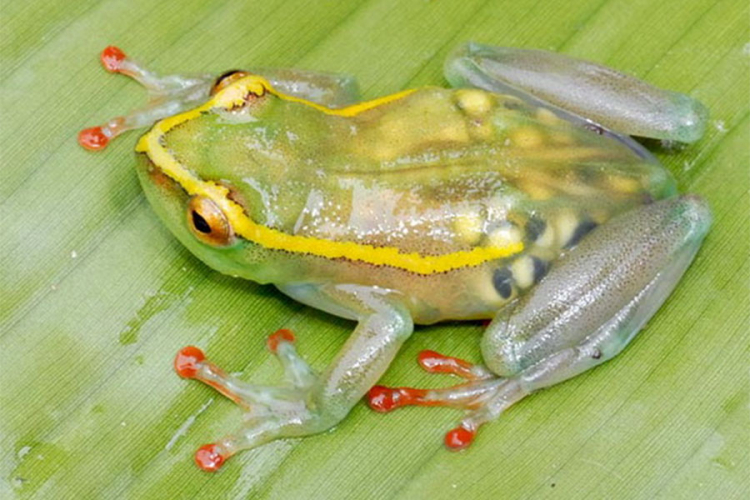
<box><xmin>482</xmin><ymin>195</ymin><xmax>711</xmax><ymax>381</ymax></box>
<box><xmin>444</xmin><ymin>42</ymin><xmax>708</xmax><ymax>142</ymax></box>
<box><xmin>251</xmin><ymin>67</ymin><xmax>360</xmax><ymax>107</ymax></box>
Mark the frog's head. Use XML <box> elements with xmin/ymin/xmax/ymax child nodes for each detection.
<box><xmin>78</xmin><ymin>47</ymin><xmax>317</xmax><ymax>283</ymax></box>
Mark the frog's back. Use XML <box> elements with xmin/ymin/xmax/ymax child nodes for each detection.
<box><xmin>285</xmin><ymin>87</ymin><xmax>675</xmax><ymax>259</ymax></box>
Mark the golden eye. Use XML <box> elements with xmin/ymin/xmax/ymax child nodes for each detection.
<box><xmin>210</xmin><ymin>70</ymin><xmax>250</xmax><ymax>95</ymax></box>
<box><xmin>187</xmin><ymin>196</ymin><xmax>234</xmax><ymax>246</ymax></box>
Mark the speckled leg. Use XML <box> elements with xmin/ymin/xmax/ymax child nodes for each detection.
<box><xmin>175</xmin><ymin>284</ymin><xmax>413</xmax><ymax>471</ymax></box>
<box><xmin>445</xmin><ymin>42</ymin><xmax>708</xmax><ymax>142</ymax></box>
<box><xmin>370</xmin><ymin>195</ymin><xmax>711</xmax><ymax>449</ymax></box>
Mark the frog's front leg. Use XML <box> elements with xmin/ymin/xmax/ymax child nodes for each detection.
<box><xmin>370</xmin><ymin>195</ymin><xmax>710</xmax><ymax>448</ymax></box>
<box><xmin>445</xmin><ymin>42</ymin><xmax>708</xmax><ymax>143</ymax></box>
<box><xmin>175</xmin><ymin>284</ymin><xmax>413</xmax><ymax>471</ymax></box>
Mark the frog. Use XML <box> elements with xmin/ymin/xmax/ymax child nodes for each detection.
<box><xmin>79</xmin><ymin>42</ymin><xmax>711</xmax><ymax>472</ymax></box>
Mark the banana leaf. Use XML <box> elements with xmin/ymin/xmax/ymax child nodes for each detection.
<box><xmin>1</xmin><ymin>0</ymin><xmax>748</xmax><ymax>498</ymax></box>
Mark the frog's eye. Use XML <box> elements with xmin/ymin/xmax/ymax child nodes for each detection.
<box><xmin>187</xmin><ymin>196</ymin><xmax>235</xmax><ymax>247</ymax></box>
<box><xmin>211</xmin><ymin>70</ymin><xmax>251</xmax><ymax>95</ymax></box>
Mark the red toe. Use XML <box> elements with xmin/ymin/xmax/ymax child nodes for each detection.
<box><xmin>195</xmin><ymin>443</ymin><xmax>225</xmax><ymax>472</ymax></box>
<box><xmin>100</xmin><ymin>46</ymin><xmax>127</xmax><ymax>72</ymax></box>
<box><xmin>368</xmin><ymin>385</ymin><xmax>397</xmax><ymax>412</ymax></box>
<box><xmin>174</xmin><ymin>346</ymin><xmax>205</xmax><ymax>379</ymax></box>
<box><xmin>267</xmin><ymin>329</ymin><xmax>295</xmax><ymax>353</ymax></box>
<box><xmin>445</xmin><ymin>426</ymin><xmax>475</xmax><ymax>450</ymax></box>
<box><xmin>78</xmin><ymin>126</ymin><xmax>109</xmax><ymax>151</ymax></box>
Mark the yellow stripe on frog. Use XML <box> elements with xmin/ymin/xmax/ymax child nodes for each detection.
<box><xmin>136</xmin><ymin>75</ymin><xmax>523</xmax><ymax>275</ymax></box>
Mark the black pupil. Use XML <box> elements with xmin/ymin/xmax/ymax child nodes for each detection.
<box><xmin>192</xmin><ymin>211</ymin><xmax>212</xmax><ymax>233</ymax></box>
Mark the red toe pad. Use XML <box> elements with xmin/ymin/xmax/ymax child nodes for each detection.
<box><xmin>267</xmin><ymin>329</ymin><xmax>295</xmax><ymax>353</ymax></box>
<box><xmin>445</xmin><ymin>426</ymin><xmax>475</xmax><ymax>450</ymax></box>
<box><xmin>367</xmin><ymin>385</ymin><xmax>429</xmax><ymax>412</ymax></box>
<box><xmin>195</xmin><ymin>443</ymin><xmax>225</xmax><ymax>472</ymax></box>
<box><xmin>174</xmin><ymin>346</ymin><xmax>205</xmax><ymax>379</ymax></box>
<box><xmin>100</xmin><ymin>46</ymin><xmax>127</xmax><ymax>72</ymax></box>
<box><xmin>367</xmin><ymin>385</ymin><xmax>397</xmax><ymax>412</ymax></box>
<box><xmin>78</xmin><ymin>126</ymin><xmax>109</xmax><ymax>151</ymax></box>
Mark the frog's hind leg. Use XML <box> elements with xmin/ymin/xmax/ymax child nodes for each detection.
<box><xmin>370</xmin><ymin>195</ymin><xmax>711</xmax><ymax>450</ymax></box>
<box><xmin>445</xmin><ymin>42</ymin><xmax>708</xmax><ymax>143</ymax></box>
<box><xmin>78</xmin><ymin>46</ymin><xmax>361</xmax><ymax>151</ymax></box>
<box><xmin>79</xmin><ymin>46</ymin><xmax>214</xmax><ymax>151</ymax></box>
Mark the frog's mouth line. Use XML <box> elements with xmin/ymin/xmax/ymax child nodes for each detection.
<box><xmin>136</xmin><ymin>75</ymin><xmax>524</xmax><ymax>275</ymax></box>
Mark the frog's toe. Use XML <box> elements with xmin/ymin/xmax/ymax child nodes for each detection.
<box><xmin>368</xmin><ymin>349</ymin><xmax>492</xmax><ymax>411</ymax></box>
<box><xmin>416</xmin><ymin>350</ymin><xmax>493</xmax><ymax>380</ymax></box>
<box><xmin>368</xmin><ymin>349</ymin><xmax>511</xmax><ymax>450</ymax></box>
<box><xmin>191</xmin><ymin>412</ymin><xmax>305</xmax><ymax>471</ymax></box>
<box><xmin>174</xmin><ymin>329</ymin><xmax>327</xmax><ymax>471</ymax></box>
<box><xmin>79</xmin><ymin>46</ymin><xmax>214</xmax><ymax>151</ymax></box>
<box><xmin>174</xmin><ymin>329</ymin><xmax>316</xmax><ymax>406</ymax></box>
<box><xmin>190</xmin><ymin>411</ymin><xmax>307</xmax><ymax>471</ymax></box>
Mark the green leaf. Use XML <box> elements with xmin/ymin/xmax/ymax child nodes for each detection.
<box><xmin>2</xmin><ymin>0</ymin><xmax>748</xmax><ymax>498</ymax></box>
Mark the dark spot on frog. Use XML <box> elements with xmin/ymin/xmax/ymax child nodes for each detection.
<box><xmin>492</xmin><ymin>267</ymin><xmax>513</xmax><ymax>299</ymax></box>
<box><xmin>592</xmin><ymin>348</ymin><xmax>602</xmax><ymax>359</ymax></box>
<box><xmin>525</xmin><ymin>216</ymin><xmax>546</xmax><ymax>242</ymax></box>
<box><xmin>531</xmin><ymin>256</ymin><xmax>549</xmax><ymax>283</ymax></box>
<box><xmin>192</xmin><ymin>211</ymin><xmax>212</xmax><ymax>233</ymax></box>
<box><xmin>564</xmin><ymin>219</ymin><xmax>598</xmax><ymax>248</ymax></box>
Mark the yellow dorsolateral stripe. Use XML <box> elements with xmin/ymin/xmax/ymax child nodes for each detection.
<box><xmin>136</xmin><ymin>75</ymin><xmax>523</xmax><ymax>275</ymax></box>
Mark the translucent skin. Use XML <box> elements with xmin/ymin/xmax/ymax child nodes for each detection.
<box><xmin>137</xmin><ymin>84</ymin><xmax>676</xmax><ymax>323</ymax></box>
<box><xmin>81</xmin><ymin>44</ymin><xmax>710</xmax><ymax>470</ymax></box>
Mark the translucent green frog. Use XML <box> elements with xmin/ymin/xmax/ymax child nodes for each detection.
<box><xmin>80</xmin><ymin>42</ymin><xmax>711</xmax><ymax>471</ymax></box>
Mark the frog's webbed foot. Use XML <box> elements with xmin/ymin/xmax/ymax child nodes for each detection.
<box><xmin>174</xmin><ymin>330</ymin><xmax>319</xmax><ymax>471</ymax></box>
<box><xmin>368</xmin><ymin>350</ymin><xmax>508</xmax><ymax>449</ymax></box>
